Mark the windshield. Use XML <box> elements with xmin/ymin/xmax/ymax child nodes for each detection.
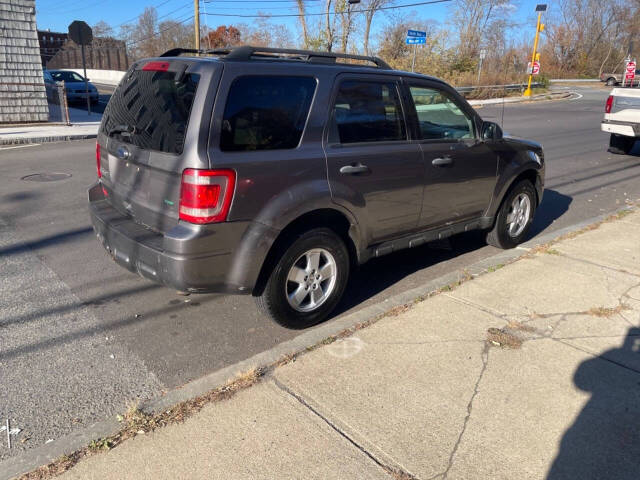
<box><xmin>50</xmin><ymin>71</ymin><xmax>85</xmax><ymax>82</ymax></box>
<box><xmin>101</xmin><ymin>69</ymin><xmax>200</xmax><ymax>155</ymax></box>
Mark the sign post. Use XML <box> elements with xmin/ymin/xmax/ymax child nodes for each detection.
<box><xmin>68</xmin><ymin>20</ymin><xmax>93</xmax><ymax>115</ymax></box>
<box><xmin>406</xmin><ymin>30</ymin><xmax>426</xmax><ymax>73</ymax></box>
<box><xmin>524</xmin><ymin>4</ymin><xmax>546</xmax><ymax>97</ymax></box>
<box><xmin>477</xmin><ymin>49</ymin><xmax>487</xmax><ymax>84</ymax></box>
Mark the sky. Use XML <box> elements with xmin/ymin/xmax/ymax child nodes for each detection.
<box><xmin>34</xmin><ymin>0</ymin><xmax>550</xmax><ymax>46</ymax></box>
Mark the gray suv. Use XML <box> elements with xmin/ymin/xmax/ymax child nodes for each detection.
<box><xmin>89</xmin><ymin>46</ymin><xmax>544</xmax><ymax>328</ymax></box>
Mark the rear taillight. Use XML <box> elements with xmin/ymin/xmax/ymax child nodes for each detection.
<box><xmin>142</xmin><ymin>61</ymin><xmax>170</xmax><ymax>72</ymax></box>
<box><xmin>96</xmin><ymin>142</ymin><xmax>102</xmax><ymax>178</ymax></box>
<box><xmin>179</xmin><ymin>169</ymin><xmax>236</xmax><ymax>224</ymax></box>
<box><xmin>605</xmin><ymin>95</ymin><xmax>614</xmax><ymax>113</ymax></box>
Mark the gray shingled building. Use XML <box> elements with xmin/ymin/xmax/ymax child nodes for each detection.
<box><xmin>0</xmin><ymin>0</ymin><xmax>49</xmax><ymax>123</ymax></box>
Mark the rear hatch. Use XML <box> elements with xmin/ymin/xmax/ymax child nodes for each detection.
<box><xmin>97</xmin><ymin>58</ymin><xmax>220</xmax><ymax>233</ymax></box>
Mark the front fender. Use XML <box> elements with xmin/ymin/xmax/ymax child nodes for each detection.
<box><xmin>487</xmin><ymin>141</ymin><xmax>545</xmax><ymax>219</ymax></box>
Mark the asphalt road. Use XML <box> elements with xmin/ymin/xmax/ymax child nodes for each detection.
<box><xmin>1</xmin><ymin>85</ymin><xmax>639</xmax><ymax>462</ymax></box>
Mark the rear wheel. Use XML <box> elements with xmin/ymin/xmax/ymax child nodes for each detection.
<box><xmin>605</xmin><ymin>77</ymin><xmax>617</xmax><ymax>86</ymax></box>
<box><xmin>486</xmin><ymin>180</ymin><xmax>537</xmax><ymax>249</ymax></box>
<box><xmin>608</xmin><ymin>134</ymin><xmax>636</xmax><ymax>155</ymax></box>
<box><xmin>255</xmin><ymin>228</ymin><xmax>350</xmax><ymax>329</ymax></box>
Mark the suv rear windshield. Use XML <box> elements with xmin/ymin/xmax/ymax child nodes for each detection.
<box><xmin>101</xmin><ymin>69</ymin><xmax>200</xmax><ymax>155</ymax></box>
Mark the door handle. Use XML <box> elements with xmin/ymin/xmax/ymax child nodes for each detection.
<box><xmin>432</xmin><ymin>156</ymin><xmax>454</xmax><ymax>167</ymax></box>
<box><xmin>340</xmin><ymin>163</ymin><xmax>371</xmax><ymax>175</ymax></box>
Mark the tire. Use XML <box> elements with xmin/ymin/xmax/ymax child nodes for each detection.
<box><xmin>255</xmin><ymin>228</ymin><xmax>350</xmax><ymax>329</ymax></box>
<box><xmin>605</xmin><ymin>77</ymin><xmax>617</xmax><ymax>86</ymax></box>
<box><xmin>608</xmin><ymin>133</ymin><xmax>636</xmax><ymax>155</ymax></box>
<box><xmin>486</xmin><ymin>180</ymin><xmax>537</xmax><ymax>249</ymax></box>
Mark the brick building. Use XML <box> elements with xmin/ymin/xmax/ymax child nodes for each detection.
<box><xmin>39</xmin><ymin>30</ymin><xmax>129</xmax><ymax>71</ymax></box>
<box><xmin>0</xmin><ymin>0</ymin><xmax>48</xmax><ymax>123</ymax></box>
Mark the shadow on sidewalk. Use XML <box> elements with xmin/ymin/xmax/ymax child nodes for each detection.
<box><xmin>529</xmin><ymin>188</ymin><xmax>572</xmax><ymax>237</ymax></box>
<box><xmin>335</xmin><ymin>188</ymin><xmax>571</xmax><ymax>315</ymax></box>
<box><xmin>547</xmin><ymin>327</ymin><xmax>640</xmax><ymax>479</ymax></box>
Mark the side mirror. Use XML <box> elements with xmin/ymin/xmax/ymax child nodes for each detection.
<box><xmin>482</xmin><ymin>121</ymin><xmax>503</xmax><ymax>141</ymax></box>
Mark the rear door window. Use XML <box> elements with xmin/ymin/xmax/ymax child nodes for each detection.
<box><xmin>220</xmin><ymin>76</ymin><xmax>316</xmax><ymax>152</ymax></box>
<box><xmin>101</xmin><ymin>69</ymin><xmax>200</xmax><ymax>155</ymax></box>
<box><xmin>330</xmin><ymin>80</ymin><xmax>406</xmax><ymax>144</ymax></box>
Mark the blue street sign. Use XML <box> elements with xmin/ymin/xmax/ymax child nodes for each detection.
<box><xmin>406</xmin><ymin>37</ymin><xmax>426</xmax><ymax>45</ymax></box>
<box><xmin>407</xmin><ymin>29</ymin><xmax>427</xmax><ymax>37</ymax></box>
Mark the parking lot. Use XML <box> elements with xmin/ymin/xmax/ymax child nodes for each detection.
<box><xmin>1</xmin><ymin>85</ymin><xmax>639</xmax><ymax>465</ymax></box>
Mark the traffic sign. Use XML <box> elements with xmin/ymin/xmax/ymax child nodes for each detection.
<box><xmin>406</xmin><ymin>37</ymin><xmax>426</xmax><ymax>45</ymax></box>
<box><xmin>407</xmin><ymin>29</ymin><xmax>426</xmax><ymax>37</ymax></box>
<box><xmin>626</xmin><ymin>61</ymin><xmax>636</xmax><ymax>73</ymax></box>
<box><xmin>68</xmin><ymin>20</ymin><xmax>93</xmax><ymax>45</ymax></box>
<box><xmin>527</xmin><ymin>61</ymin><xmax>541</xmax><ymax>75</ymax></box>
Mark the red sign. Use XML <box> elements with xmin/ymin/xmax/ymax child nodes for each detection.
<box><xmin>625</xmin><ymin>61</ymin><xmax>636</xmax><ymax>83</ymax></box>
<box><xmin>526</xmin><ymin>61</ymin><xmax>541</xmax><ymax>75</ymax></box>
<box><xmin>532</xmin><ymin>61</ymin><xmax>541</xmax><ymax>75</ymax></box>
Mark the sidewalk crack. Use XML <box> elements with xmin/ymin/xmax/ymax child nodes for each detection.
<box><xmin>432</xmin><ymin>343</ymin><xmax>490</xmax><ymax>480</ymax></box>
<box><xmin>272</xmin><ymin>378</ymin><xmax>419</xmax><ymax>480</ymax></box>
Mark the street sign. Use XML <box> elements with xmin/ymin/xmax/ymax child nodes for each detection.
<box><xmin>626</xmin><ymin>61</ymin><xmax>636</xmax><ymax>73</ymax></box>
<box><xmin>68</xmin><ymin>20</ymin><xmax>93</xmax><ymax>45</ymax></box>
<box><xmin>406</xmin><ymin>37</ymin><xmax>426</xmax><ymax>45</ymax></box>
<box><xmin>68</xmin><ymin>20</ymin><xmax>93</xmax><ymax>115</ymax></box>
<box><xmin>479</xmin><ymin>49</ymin><xmax>487</xmax><ymax>60</ymax></box>
<box><xmin>625</xmin><ymin>60</ymin><xmax>636</xmax><ymax>84</ymax></box>
<box><xmin>407</xmin><ymin>29</ymin><xmax>426</xmax><ymax>38</ymax></box>
<box><xmin>527</xmin><ymin>61</ymin><xmax>541</xmax><ymax>75</ymax></box>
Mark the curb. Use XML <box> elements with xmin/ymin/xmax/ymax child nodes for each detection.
<box><xmin>468</xmin><ymin>91</ymin><xmax>573</xmax><ymax>107</ymax></box>
<box><xmin>0</xmin><ymin>134</ymin><xmax>97</xmax><ymax>147</ymax></box>
<box><xmin>0</xmin><ymin>206</ymin><xmax>633</xmax><ymax>480</ymax></box>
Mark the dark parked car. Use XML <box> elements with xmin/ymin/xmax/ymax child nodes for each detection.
<box><xmin>48</xmin><ymin>70</ymin><xmax>99</xmax><ymax>104</ymax></box>
<box><xmin>89</xmin><ymin>46</ymin><xmax>545</xmax><ymax>328</ymax></box>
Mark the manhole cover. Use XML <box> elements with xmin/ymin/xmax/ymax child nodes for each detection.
<box><xmin>21</xmin><ymin>173</ymin><xmax>72</xmax><ymax>182</ymax></box>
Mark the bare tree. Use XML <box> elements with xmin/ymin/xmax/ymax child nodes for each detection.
<box><xmin>295</xmin><ymin>0</ymin><xmax>310</xmax><ymax>48</ymax></box>
<box><xmin>362</xmin><ymin>0</ymin><xmax>390</xmax><ymax>55</ymax></box>
<box><xmin>92</xmin><ymin>21</ymin><xmax>114</xmax><ymax>39</ymax></box>
<box><xmin>450</xmin><ymin>0</ymin><xmax>509</xmax><ymax>58</ymax></box>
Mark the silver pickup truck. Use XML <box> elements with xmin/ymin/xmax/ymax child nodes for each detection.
<box><xmin>600</xmin><ymin>71</ymin><xmax>640</xmax><ymax>86</ymax></box>
<box><xmin>602</xmin><ymin>88</ymin><xmax>640</xmax><ymax>154</ymax></box>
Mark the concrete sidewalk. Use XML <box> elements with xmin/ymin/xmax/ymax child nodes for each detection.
<box><xmin>30</xmin><ymin>210</ymin><xmax>640</xmax><ymax>480</ymax></box>
<box><xmin>0</xmin><ymin>108</ymin><xmax>101</xmax><ymax>146</ymax></box>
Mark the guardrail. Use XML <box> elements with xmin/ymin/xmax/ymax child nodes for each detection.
<box><xmin>455</xmin><ymin>83</ymin><xmax>543</xmax><ymax>94</ymax></box>
<box><xmin>549</xmin><ymin>78</ymin><xmax>600</xmax><ymax>83</ymax></box>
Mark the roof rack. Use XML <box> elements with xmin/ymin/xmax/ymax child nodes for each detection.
<box><xmin>159</xmin><ymin>46</ymin><xmax>392</xmax><ymax>70</ymax></box>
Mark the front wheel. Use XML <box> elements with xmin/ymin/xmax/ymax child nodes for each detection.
<box><xmin>486</xmin><ymin>180</ymin><xmax>537</xmax><ymax>249</ymax></box>
<box><xmin>608</xmin><ymin>134</ymin><xmax>636</xmax><ymax>155</ymax></box>
<box><xmin>255</xmin><ymin>228</ymin><xmax>350</xmax><ymax>329</ymax></box>
<box><xmin>605</xmin><ymin>77</ymin><xmax>617</xmax><ymax>86</ymax></box>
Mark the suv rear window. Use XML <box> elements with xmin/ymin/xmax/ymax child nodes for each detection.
<box><xmin>101</xmin><ymin>69</ymin><xmax>200</xmax><ymax>155</ymax></box>
<box><xmin>220</xmin><ymin>76</ymin><xmax>316</xmax><ymax>152</ymax></box>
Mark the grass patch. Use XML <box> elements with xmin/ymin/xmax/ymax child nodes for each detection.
<box><xmin>587</xmin><ymin>304</ymin><xmax>631</xmax><ymax>318</ymax></box>
<box><xmin>486</xmin><ymin>327</ymin><xmax>524</xmax><ymax>349</ymax></box>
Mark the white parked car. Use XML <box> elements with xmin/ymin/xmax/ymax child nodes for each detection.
<box><xmin>602</xmin><ymin>88</ymin><xmax>640</xmax><ymax>155</ymax></box>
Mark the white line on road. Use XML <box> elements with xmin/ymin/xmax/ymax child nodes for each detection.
<box><xmin>0</xmin><ymin>143</ymin><xmax>41</xmax><ymax>151</ymax></box>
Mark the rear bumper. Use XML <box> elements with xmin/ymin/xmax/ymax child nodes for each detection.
<box><xmin>601</xmin><ymin>120</ymin><xmax>640</xmax><ymax>137</ymax></box>
<box><xmin>88</xmin><ymin>183</ymin><xmax>266</xmax><ymax>294</ymax></box>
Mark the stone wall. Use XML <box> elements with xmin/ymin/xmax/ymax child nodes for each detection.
<box><xmin>0</xmin><ymin>0</ymin><xmax>49</xmax><ymax>123</ymax></box>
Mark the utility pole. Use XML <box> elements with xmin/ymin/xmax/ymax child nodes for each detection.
<box><xmin>194</xmin><ymin>0</ymin><xmax>200</xmax><ymax>52</ymax></box>
<box><xmin>524</xmin><ymin>4</ymin><xmax>546</xmax><ymax>97</ymax></box>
